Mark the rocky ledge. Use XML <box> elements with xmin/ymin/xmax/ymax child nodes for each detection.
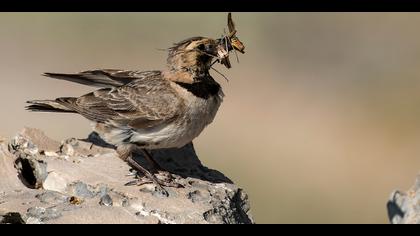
<box><xmin>387</xmin><ymin>176</ymin><xmax>420</xmax><ymax>224</ymax></box>
<box><xmin>0</xmin><ymin>127</ymin><xmax>253</xmax><ymax>224</ymax></box>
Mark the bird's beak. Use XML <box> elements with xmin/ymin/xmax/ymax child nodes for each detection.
<box><xmin>216</xmin><ymin>44</ymin><xmax>231</xmax><ymax>69</ymax></box>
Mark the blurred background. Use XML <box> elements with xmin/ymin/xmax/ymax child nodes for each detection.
<box><xmin>1</xmin><ymin>13</ymin><xmax>420</xmax><ymax>223</ymax></box>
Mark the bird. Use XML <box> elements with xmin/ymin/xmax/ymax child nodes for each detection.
<box><xmin>26</xmin><ymin>14</ymin><xmax>244</xmax><ymax>193</ymax></box>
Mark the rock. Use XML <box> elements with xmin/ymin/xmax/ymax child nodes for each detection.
<box><xmin>67</xmin><ymin>181</ymin><xmax>97</xmax><ymax>199</ymax></box>
<box><xmin>14</xmin><ymin>156</ymin><xmax>48</xmax><ymax>189</ymax></box>
<box><xmin>0</xmin><ymin>212</ymin><xmax>25</xmax><ymax>224</ymax></box>
<box><xmin>26</xmin><ymin>206</ymin><xmax>62</xmax><ymax>221</ymax></box>
<box><xmin>387</xmin><ymin>175</ymin><xmax>420</xmax><ymax>224</ymax></box>
<box><xmin>187</xmin><ymin>189</ymin><xmax>211</xmax><ymax>203</ymax></box>
<box><xmin>43</xmin><ymin>172</ymin><xmax>69</xmax><ymax>193</ymax></box>
<box><xmin>99</xmin><ymin>194</ymin><xmax>113</xmax><ymax>207</ymax></box>
<box><xmin>0</xmin><ymin>127</ymin><xmax>254</xmax><ymax>224</ymax></box>
<box><xmin>35</xmin><ymin>191</ymin><xmax>68</xmax><ymax>204</ymax></box>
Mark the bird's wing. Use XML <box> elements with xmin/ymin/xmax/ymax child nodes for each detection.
<box><xmin>58</xmin><ymin>75</ymin><xmax>183</xmax><ymax>129</ymax></box>
<box><xmin>43</xmin><ymin>70</ymin><xmax>161</xmax><ymax>88</ymax></box>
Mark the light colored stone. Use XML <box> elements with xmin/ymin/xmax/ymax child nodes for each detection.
<box><xmin>43</xmin><ymin>151</ymin><xmax>59</xmax><ymax>158</ymax></box>
<box><xmin>0</xmin><ymin>128</ymin><xmax>254</xmax><ymax>224</ymax></box>
<box><xmin>42</xmin><ymin>172</ymin><xmax>68</xmax><ymax>193</ymax></box>
<box><xmin>19</xmin><ymin>127</ymin><xmax>61</xmax><ymax>152</ymax></box>
<box><xmin>25</xmin><ymin>217</ymin><xmax>43</xmax><ymax>224</ymax></box>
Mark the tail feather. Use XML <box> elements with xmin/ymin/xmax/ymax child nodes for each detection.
<box><xmin>26</xmin><ymin>99</ymin><xmax>76</xmax><ymax>113</ymax></box>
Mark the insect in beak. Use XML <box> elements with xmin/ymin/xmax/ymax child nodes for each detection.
<box><xmin>214</xmin><ymin>12</ymin><xmax>245</xmax><ymax>69</ymax></box>
<box><xmin>230</xmin><ymin>37</ymin><xmax>245</xmax><ymax>54</ymax></box>
<box><xmin>210</xmin><ymin>12</ymin><xmax>244</xmax><ymax>77</ymax></box>
<box><xmin>227</xmin><ymin>13</ymin><xmax>245</xmax><ymax>54</ymax></box>
<box><xmin>216</xmin><ymin>44</ymin><xmax>231</xmax><ymax>69</ymax></box>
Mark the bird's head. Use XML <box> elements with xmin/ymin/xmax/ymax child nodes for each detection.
<box><xmin>167</xmin><ymin>36</ymin><xmax>230</xmax><ymax>75</ymax></box>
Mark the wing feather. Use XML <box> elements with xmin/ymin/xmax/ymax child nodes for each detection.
<box><xmin>58</xmin><ymin>74</ymin><xmax>183</xmax><ymax>130</ymax></box>
<box><xmin>43</xmin><ymin>70</ymin><xmax>162</xmax><ymax>88</ymax></box>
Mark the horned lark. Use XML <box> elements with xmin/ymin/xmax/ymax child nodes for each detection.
<box><xmin>26</xmin><ymin>14</ymin><xmax>244</xmax><ymax>192</ymax></box>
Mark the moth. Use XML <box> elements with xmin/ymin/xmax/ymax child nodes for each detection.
<box><xmin>217</xmin><ymin>13</ymin><xmax>246</xmax><ymax>69</ymax></box>
<box><xmin>227</xmin><ymin>12</ymin><xmax>245</xmax><ymax>54</ymax></box>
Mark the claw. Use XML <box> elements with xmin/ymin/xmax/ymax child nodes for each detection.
<box><xmin>124</xmin><ymin>180</ymin><xmax>140</xmax><ymax>186</ymax></box>
<box><xmin>158</xmin><ymin>180</ymin><xmax>184</xmax><ymax>189</ymax></box>
<box><xmin>126</xmin><ymin>171</ymin><xmax>184</xmax><ymax>189</ymax></box>
<box><xmin>124</xmin><ymin>179</ymin><xmax>153</xmax><ymax>186</ymax></box>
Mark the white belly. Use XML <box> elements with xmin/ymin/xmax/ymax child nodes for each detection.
<box><xmin>94</xmin><ymin>91</ymin><xmax>223</xmax><ymax>149</ymax></box>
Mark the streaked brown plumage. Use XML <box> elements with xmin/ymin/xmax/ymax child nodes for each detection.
<box><xmin>26</xmin><ymin>15</ymin><xmax>245</xmax><ymax>193</ymax></box>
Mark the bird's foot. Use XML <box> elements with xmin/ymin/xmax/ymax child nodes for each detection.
<box><xmin>155</xmin><ymin>171</ymin><xmax>184</xmax><ymax>188</ymax></box>
<box><xmin>125</xmin><ymin>158</ymin><xmax>183</xmax><ymax>197</ymax></box>
<box><xmin>126</xmin><ymin>171</ymin><xmax>183</xmax><ymax>188</ymax></box>
<box><xmin>118</xmin><ymin>145</ymin><xmax>184</xmax><ymax>193</ymax></box>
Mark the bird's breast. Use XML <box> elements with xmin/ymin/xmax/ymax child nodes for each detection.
<box><xmin>167</xmin><ymin>86</ymin><xmax>224</xmax><ymax>148</ymax></box>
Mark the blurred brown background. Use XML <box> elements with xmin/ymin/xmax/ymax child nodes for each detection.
<box><xmin>1</xmin><ymin>13</ymin><xmax>420</xmax><ymax>223</ymax></box>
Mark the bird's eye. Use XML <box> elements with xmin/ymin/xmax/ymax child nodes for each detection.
<box><xmin>197</xmin><ymin>44</ymin><xmax>205</xmax><ymax>51</ymax></box>
<box><xmin>205</xmin><ymin>44</ymin><xmax>214</xmax><ymax>51</ymax></box>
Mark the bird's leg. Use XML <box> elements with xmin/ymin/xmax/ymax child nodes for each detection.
<box><xmin>139</xmin><ymin>149</ymin><xmax>167</xmax><ymax>172</ymax></box>
<box><xmin>138</xmin><ymin>148</ymin><xmax>183</xmax><ymax>188</ymax></box>
<box><xmin>116</xmin><ymin>144</ymin><xmax>182</xmax><ymax>189</ymax></box>
<box><xmin>116</xmin><ymin>144</ymin><xmax>167</xmax><ymax>193</ymax></box>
